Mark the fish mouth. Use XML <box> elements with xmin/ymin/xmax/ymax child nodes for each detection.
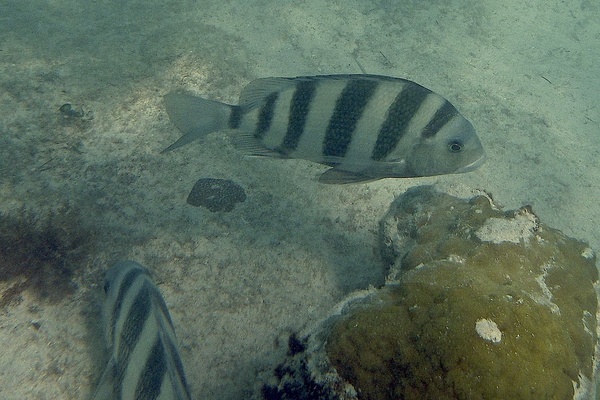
<box><xmin>455</xmin><ymin>153</ymin><xmax>486</xmax><ymax>174</ymax></box>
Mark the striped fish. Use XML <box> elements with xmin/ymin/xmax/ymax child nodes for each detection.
<box><xmin>163</xmin><ymin>74</ymin><xmax>485</xmax><ymax>184</ymax></box>
<box><xmin>92</xmin><ymin>261</ymin><xmax>191</xmax><ymax>400</ymax></box>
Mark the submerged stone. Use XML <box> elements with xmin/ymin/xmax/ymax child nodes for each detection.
<box><xmin>260</xmin><ymin>186</ymin><xmax>599</xmax><ymax>400</ymax></box>
<box><xmin>187</xmin><ymin>178</ymin><xmax>246</xmax><ymax>212</ymax></box>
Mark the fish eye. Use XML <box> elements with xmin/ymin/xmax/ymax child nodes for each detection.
<box><xmin>103</xmin><ymin>281</ymin><xmax>110</xmax><ymax>294</ymax></box>
<box><xmin>447</xmin><ymin>139</ymin><xmax>463</xmax><ymax>153</ymax></box>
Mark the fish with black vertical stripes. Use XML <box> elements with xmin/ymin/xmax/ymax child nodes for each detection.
<box><xmin>162</xmin><ymin>74</ymin><xmax>485</xmax><ymax>184</ymax></box>
<box><xmin>92</xmin><ymin>261</ymin><xmax>192</xmax><ymax>400</ymax></box>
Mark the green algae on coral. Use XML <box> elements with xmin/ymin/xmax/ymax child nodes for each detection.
<box><xmin>324</xmin><ymin>186</ymin><xmax>598</xmax><ymax>400</ymax></box>
<box><xmin>259</xmin><ymin>186</ymin><xmax>598</xmax><ymax>400</ymax></box>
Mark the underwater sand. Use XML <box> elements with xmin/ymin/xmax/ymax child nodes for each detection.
<box><xmin>0</xmin><ymin>0</ymin><xmax>598</xmax><ymax>398</ymax></box>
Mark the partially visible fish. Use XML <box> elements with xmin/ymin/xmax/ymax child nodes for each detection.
<box><xmin>92</xmin><ymin>261</ymin><xmax>191</xmax><ymax>400</ymax></box>
<box><xmin>163</xmin><ymin>74</ymin><xmax>485</xmax><ymax>184</ymax></box>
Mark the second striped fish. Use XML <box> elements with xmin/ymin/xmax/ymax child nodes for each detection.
<box><xmin>92</xmin><ymin>261</ymin><xmax>192</xmax><ymax>400</ymax></box>
<box><xmin>163</xmin><ymin>74</ymin><xmax>485</xmax><ymax>184</ymax></box>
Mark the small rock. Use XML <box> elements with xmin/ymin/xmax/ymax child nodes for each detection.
<box><xmin>475</xmin><ymin>318</ymin><xmax>502</xmax><ymax>343</ymax></box>
<box><xmin>187</xmin><ymin>178</ymin><xmax>246</xmax><ymax>212</ymax></box>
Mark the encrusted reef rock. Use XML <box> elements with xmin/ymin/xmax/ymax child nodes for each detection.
<box><xmin>260</xmin><ymin>186</ymin><xmax>599</xmax><ymax>400</ymax></box>
<box><xmin>186</xmin><ymin>177</ymin><xmax>246</xmax><ymax>212</ymax></box>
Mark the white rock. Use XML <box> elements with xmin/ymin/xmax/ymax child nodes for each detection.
<box><xmin>475</xmin><ymin>211</ymin><xmax>538</xmax><ymax>244</ymax></box>
<box><xmin>475</xmin><ymin>318</ymin><xmax>502</xmax><ymax>343</ymax></box>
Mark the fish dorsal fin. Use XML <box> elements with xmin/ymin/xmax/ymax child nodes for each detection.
<box><xmin>238</xmin><ymin>75</ymin><xmax>396</xmax><ymax>108</ymax></box>
<box><xmin>239</xmin><ymin>77</ymin><xmax>298</xmax><ymax>108</ymax></box>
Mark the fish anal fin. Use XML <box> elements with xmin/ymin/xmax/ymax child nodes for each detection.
<box><xmin>232</xmin><ymin>133</ymin><xmax>285</xmax><ymax>158</ymax></box>
<box><xmin>318</xmin><ymin>168</ymin><xmax>381</xmax><ymax>184</ymax></box>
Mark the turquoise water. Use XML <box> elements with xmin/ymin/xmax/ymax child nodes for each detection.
<box><xmin>0</xmin><ymin>0</ymin><xmax>598</xmax><ymax>398</ymax></box>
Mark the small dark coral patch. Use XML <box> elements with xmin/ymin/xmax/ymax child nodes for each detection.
<box><xmin>187</xmin><ymin>178</ymin><xmax>246</xmax><ymax>212</ymax></box>
<box><xmin>0</xmin><ymin>206</ymin><xmax>93</xmax><ymax>308</ymax></box>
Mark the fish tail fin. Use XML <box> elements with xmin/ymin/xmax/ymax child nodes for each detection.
<box><xmin>162</xmin><ymin>92</ymin><xmax>234</xmax><ymax>153</ymax></box>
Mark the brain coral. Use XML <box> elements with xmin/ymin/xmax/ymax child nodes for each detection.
<box><xmin>186</xmin><ymin>178</ymin><xmax>246</xmax><ymax>212</ymax></box>
<box><xmin>260</xmin><ymin>186</ymin><xmax>599</xmax><ymax>400</ymax></box>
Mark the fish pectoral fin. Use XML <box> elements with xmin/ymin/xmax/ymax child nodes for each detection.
<box><xmin>232</xmin><ymin>133</ymin><xmax>284</xmax><ymax>158</ymax></box>
<box><xmin>91</xmin><ymin>359</ymin><xmax>116</xmax><ymax>400</ymax></box>
<box><xmin>318</xmin><ymin>168</ymin><xmax>381</xmax><ymax>184</ymax></box>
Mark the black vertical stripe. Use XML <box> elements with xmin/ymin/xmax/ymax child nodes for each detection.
<box><xmin>421</xmin><ymin>101</ymin><xmax>458</xmax><ymax>138</ymax></box>
<box><xmin>109</xmin><ymin>267</ymin><xmax>145</xmax><ymax>347</ymax></box>
<box><xmin>166</xmin><ymin>334</ymin><xmax>192</xmax><ymax>399</ymax></box>
<box><xmin>116</xmin><ymin>283</ymin><xmax>152</xmax><ymax>382</ymax></box>
<box><xmin>323</xmin><ymin>79</ymin><xmax>378</xmax><ymax>157</ymax></box>
<box><xmin>108</xmin><ymin>362</ymin><xmax>120</xmax><ymax>400</ymax></box>
<box><xmin>151</xmin><ymin>287</ymin><xmax>175</xmax><ymax>329</ymax></box>
<box><xmin>254</xmin><ymin>92</ymin><xmax>279</xmax><ymax>139</ymax></box>
<box><xmin>371</xmin><ymin>83</ymin><xmax>430</xmax><ymax>161</ymax></box>
<box><xmin>279</xmin><ymin>80</ymin><xmax>317</xmax><ymax>154</ymax></box>
<box><xmin>228</xmin><ymin>105</ymin><xmax>242</xmax><ymax>129</ymax></box>
<box><xmin>135</xmin><ymin>338</ymin><xmax>167</xmax><ymax>400</ymax></box>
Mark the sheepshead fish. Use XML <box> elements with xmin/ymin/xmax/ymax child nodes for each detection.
<box><xmin>163</xmin><ymin>74</ymin><xmax>485</xmax><ymax>184</ymax></box>
<box><xmin>92</xmin><ymin>261</ymin><xmax>191</xmax><ymax>400</ymax></box>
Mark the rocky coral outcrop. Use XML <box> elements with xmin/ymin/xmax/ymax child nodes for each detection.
<box><xmin>260</xmin><ymin>186</ymin><xmax>599</xmax><ymax>400</ymax></box>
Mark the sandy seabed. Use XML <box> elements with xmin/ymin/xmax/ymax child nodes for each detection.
<box><xmin>0</xmin><ymin>0</ymin><xmax>598</xmax><ymax>399</ymax></box>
